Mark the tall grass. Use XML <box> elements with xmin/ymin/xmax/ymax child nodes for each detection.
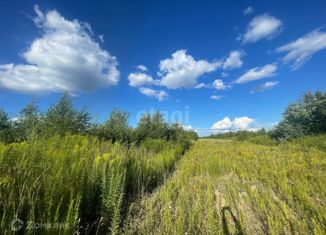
<box><xmin>125</xmin><ymin>136</ymin><xmax>326</xmax><ymax>234</ymax></box>
<box><xmin>0</xmin><ymin>135</ymin><xmax>183</xmax><ymax>234</ymax></box>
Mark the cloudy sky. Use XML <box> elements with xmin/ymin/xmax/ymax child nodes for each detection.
<box><xmin>0</xmin><ymin>0</ymin><xmax>325</xmax><ymax>135</ymax></box>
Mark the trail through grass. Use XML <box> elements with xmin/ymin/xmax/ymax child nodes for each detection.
<box><xmin>126</xmin><ymin>137</ymin><xmax>326</xmax><ymax>234</ymax></box>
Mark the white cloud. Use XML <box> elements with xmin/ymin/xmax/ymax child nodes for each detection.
<box><xmin>0</xmin><ymin>5</ymin><xmax>119</xmax><ymax>93</ymax></box>
<box><xmin>236</xmin><ymin>64</ymin><xmax>277</xmax><ymax>83</ymax></box>
<box><xmin>243</xmin><ymin>6</ymin><xmax>254</xmax><ymax>15</ymax></box>
<box><xmin>128</xmin><ymin>72</ymin><xmax>155</xmax><ymax>87</ymax></box>
<box><xmin>276</xmin><ymin>29</ymin><xmax>326</xmax><ymax>70</ymax></box>
<box><xmin>195</xmin><ymin>83</ymin><xmax>209</xmax><ymax>89</ymax></box>
<box><xmin>243</xmin><ymin>14</ymin><xmax>282</xmax><ymax>43</ymax></box>
<box><xmin>213</xmin><ymin>79</ymin><xmax>227</xmax><ymax>90</ymax></box>
<box><xmin>182</xmin><ymin>124</ymin><xmax>193</xmax><ymax>131</ymax></box>
<box><xmin>211</xmin><ymin>117</ymin><xmax>232</xmax><ymax>130</ymax></box>
<box><xmin>137</xmin><ymin>64</ymin><xmax>148</xmax><ymax>71</ymax></box>
<box><xmin>159</xmin><ymin>50</ymin><xmax>221</xmax><ymax>89</ymax></box>
<box><xmin>139</xmin><ymin>87</ymin><xmax>168</xmax><ymax>101</ymax></box>
<box><xmin>130</xmin><ymin>49</ymin><xmax>243</xmax><ymax>91</ymax></box>
<box><xmin>223</xmin><ymin>51</ymin><xmax>243</xmax><ymax>69</ymax></box>
<box><xmin>233</xmin><ymin>117</ymin><xmax>255</xmax><ymax>129</ymax></box>
<box><xmin>211</xmin><ymin>116</ymin><xmax>254</xmax><ymax>131</ymax></box>
<box><xmin>251</xmin><ymin>81</ymin><xmax>279</xmax><ymax>93</ymax></box>
<box><xmin>210</xmin><ymin>95</ymin><xmax>222</xmax><ymax>100</ymax></box>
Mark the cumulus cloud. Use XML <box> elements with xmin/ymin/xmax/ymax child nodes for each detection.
<box><xmin>243</xmin><ymin>6</ymin><xmax>254</xmax><ymax>15</ymax></box>
<box><xmin>242</xmin><ymin>14</ymin><xmax>282</xmax><ymax>43</ymax></box>
<box><xmin>236</xmin><ymin>64</ymin><xmax>277</xmax><ymax>83</ymax></box>
<box><xmin>211</xmin><ymin>116</ymin><xmax>254</xmax><ymax>131</ymax></box>
<box><xmin>129</xmin><ymin>49</ymin><xmax>243</xmax><ymax>92</ymax></box>
<box><xmin>137</xmin><ymin>65</ymin><xmax>148</xmax><ymax>71</ymax></box>
<box><xmin>158</xmin><ymin>50</ymin><xmax>221</xmax><ymax>89</ymax></box>
<box><xmin>210</xmin><ymin>95</ymin><xmax>222</xmax><ymax>100</ymax></box>
<box><xmin>213</xmin><ymin>79</ymin><xmax>227</xmax><ymax>90</ymax></box>
<box><xmin>223</xmin><ymin>50</ymin><xmax>243</xmax><ymax>69</ymax></box>
<box><xmin>128</xmin><ymin>72</ymin><xmax>155</xmax><ymax>87</ymax></box>
<box><xmin>139</xmin><ymin>87</ymin><xmax>168</xmax><ymax>101</ymax></box>
<box><xmin>0</xmin><ymin>5</ymin><xmax>119</xmax><ymax>93</ymax></box>
<box><xmin>276</xmin><ymin>29</ymin><xmax>326</xmax><ymax>70</ymax></box>
<box><xmin>251</xmin><ymin>81</ymin><xmax>279</xmax><ymax>93</ymax></box>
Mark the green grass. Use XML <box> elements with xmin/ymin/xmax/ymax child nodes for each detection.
<box><xmin>1</xmin><ymin>135</ymin><xmax>325</xmax><ymax>234</ymax></box>
<box><xmin>125</xmin><ymin>136</ymin><xmax>326</xmax><ymax>234</ymax></box>
<box><xmin>0</xmin><ymin>135</ymin><xmax>183</xmax><ymax>234</ymax></box>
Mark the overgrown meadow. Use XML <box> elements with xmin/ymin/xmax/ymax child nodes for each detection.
<box><xmin>0</xmin><ymin>136</ymin><xmax>184</xmax><ymax>234</ymax></box>
<box><xmin>126</xmin><ymin>136</ymin><xmax>326</xmax><ymax>234</ymax></box>
<box><xmin>0</xmin><ymin>92</ymin><xmax>325</xmax><ymax>234</ymax></box>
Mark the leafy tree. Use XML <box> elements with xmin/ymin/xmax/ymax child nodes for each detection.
<box><xmin>14</xmin><ymin>101</ymin><xmax>41</xmax><ymax>141</ymax></box>
<box><xmin>271</xmin><ymin>91</ymin><xmax>326</xmax><ymax>140</ymax></box>
<box><xmin>149</xmin><ymin>111</ymin><xmax>169</xmax><ymax>139</ymax></box>
<box><xmin>0</xmin><ymin>109</ymin><xmax>14</xmax><ymax>143</ymax></box>
<box><xmin>42</xmin><ymin>92</ymin><xmax>91</xmax><ymax>136</ymax></box>
<box><xmin>168</xmin><ymin>123</ymin><xmax>197</xmax><ymax>150</ymax></box>
<box><xmin>135</xmin><ymin>111</ymin><xmax>169</xmax><ymax>143</ymax></box>
<box><xmin>0</xmin><ymin>109</ymin><xmax>10</xmax><ymax>130</ymax></box>
<box><xmin>97</xmin><ymin>108</ymin><xmax>131</xmax><ymax>143</ymax></box>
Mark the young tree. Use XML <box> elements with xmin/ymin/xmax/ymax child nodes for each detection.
<box><xmin>15</xmin><ymin>101</ymin><xmax>41</xmax><ymax>141</ymax></box>
<box><xmin>98</xmin><ymin>108</ymin><xmax>131</xmax><ymax>143</ymax></box>
<box><xmin>42</xmin><ymin>92</ymin><xmax>91</xmax><ymax>136</ymax></box>
<box><xmin>150</xmin><ymin>111</ymin><xmax>169</xmax><ymax>139</ymax></box>
<box><xmin>0</xmin><ymin>109</ymin><xmax>14</xmax><ymax>143</ymax></box>
<box><xmin>0</xmin><ymin>109</ymin><xmax>10</xmax><ymax>130</ymax></box>
<box><xmin>135</xmin><ymin>111</ymin><xmax>169</xmax><ymax>142</ymax></box>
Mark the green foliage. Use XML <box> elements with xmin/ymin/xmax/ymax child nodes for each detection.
<box><xmin>271</xmin><ymin>91</ymin><xmax>326</xmax><ymax>140</ymax></box>
<box><xmin>42</xmin><ymin>92</ymin><xmax>91</xmax><ymax>136</ymax></box>
<box><xmin>205</xmin><ymin>129</ymin><xmax>274</xmax><ymax>145</ymax></box>
<box><xmin>0</xmin><ymin>135</ymin><xmax>183</xmax><ymax>234</ymax></box>
<box><xmin>0</xmin><ymin>109</ymin><xmax>10</xmax><ymax>130</ymax></box>
<box><xmin>126</xmin><ymin>137</ymin><xmax>326</xmax><ymax>234</ymax></box>
<box><xmin>0</xmin><ymin>109</ymin><xmax>15</xmax><ymax>143</ymax></box>
<box><xmin>134</xmin><ymin>113</ymin><xmax>197</xmax><ymax>150</ymax></box>
<box><xmin>94</xmin><ymin>108</ymin><xmax>132</xmax><ymax>144</ymax></box>
<box><xmin>1</xmin><ymin>93</ymin><xmax>93</xmax><ymax>143</ymax></box>
<box><xmin>0</xmin><ymin>93</ymin><xmax>197</xmax><ymax>148</ymax></box>
<box><xmin>14</xmin><ymin>101</ymin><xmax>41</xmax><ymax>141</ymax></box>
<box><xmin>134</xmin><ymin>111</ymin><xmax>169</xmax><ymax>142</ymax></box>
<box><xmin>168</xmin><ymin>123</ymin><xmax>198</xmax><ymax>150</ymax></box>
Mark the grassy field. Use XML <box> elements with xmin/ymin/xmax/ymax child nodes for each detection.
<box><xmin>1</xmin><ymin>135</ymin><xmax>325</xmax><ymax>234</ymax></box>
<box><xmin>125</xmin><ymin>136</ymin><xmax>326</xmax><ymax>234</ymax></box>
<box><xmin>0</xmin><ymin>135</ymin><xmax>184</xmax><ymax>234</ymax></box>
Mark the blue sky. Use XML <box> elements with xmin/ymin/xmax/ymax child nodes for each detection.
<box><xmin>0</xmin><ymin>0</ymin><xmax>325</xmax><ymax>135</ymax></box>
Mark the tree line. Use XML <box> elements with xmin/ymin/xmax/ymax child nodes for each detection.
<box><xmin>0</xmin><ymin>93</ymin><xmax>198</xmax><ymax>148</ymax></box>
